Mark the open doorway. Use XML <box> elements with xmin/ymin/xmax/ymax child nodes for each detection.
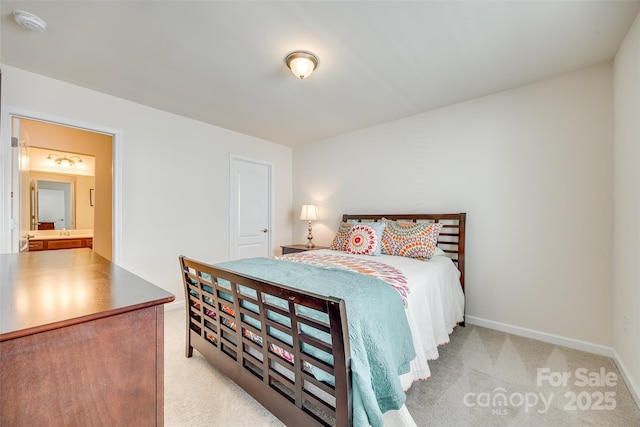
<box><xmin>6</xmin><ymin>115</ymin><xmax>115</xmax><ymax>261</ymax></box>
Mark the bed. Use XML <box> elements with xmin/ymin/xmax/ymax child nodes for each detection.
<box><xmin>179</xmin><ymin>213</ymin><xmax>466</xmax><ymax>426</ymax></box>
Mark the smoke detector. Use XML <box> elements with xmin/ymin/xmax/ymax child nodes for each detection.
<box><xmin>13</xmin><ymin>10</ymin><xmax>47</xmax><ymax>33</ymax></box>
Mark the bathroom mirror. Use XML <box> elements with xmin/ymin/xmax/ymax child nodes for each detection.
<box><xmin>34</xmin><ymin>180</ymin><xmax>73</xmax><ymax>230</ymax></box>
<box><xmin>28</xmin><ymin>147</ymin><xmax>96</xmax><ymax>232</ymax></box>
<box><xmin>29</xmin><ymin>174</ymin><xmax>95</xmax><ymax>231</ymax></box>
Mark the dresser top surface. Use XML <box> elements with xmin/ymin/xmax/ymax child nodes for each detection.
<box><xmin>0</xmin><ymin>249</ymin><xmax>174</xmax><ymax>341</ymax></box>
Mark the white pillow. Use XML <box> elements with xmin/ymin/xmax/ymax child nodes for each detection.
<box><xmin>432</xmin><ymin>246</ymin><xmax>446</xmax><ymax>257</ymax></box>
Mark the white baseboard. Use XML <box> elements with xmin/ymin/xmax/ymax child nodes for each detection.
<box><xmin>465</xmin><ymin>315</ymin><xmax>640</xmax><ymax>409</ymax></box>
<box><xmin>465</xmin><ymin>315</ymin><xmax>613</xmax><ymax>356</ymax></box>
<box><xmin>611</xmin><ymin>348</ymin><xmax>640</xmax><ymax>409</ymax></box>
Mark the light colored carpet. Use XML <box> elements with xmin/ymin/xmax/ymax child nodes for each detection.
<box><xmin>164</xmin><ymin>307</ymin><xmax>640</xmax><ymax>426</ymax></box>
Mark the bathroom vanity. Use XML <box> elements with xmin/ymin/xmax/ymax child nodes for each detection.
<box><xmin>28</xmin><ymin>229</ymin><xmax>93</xmax><ymax>251</ymax></box>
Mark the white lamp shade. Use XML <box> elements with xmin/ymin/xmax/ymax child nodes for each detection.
<box><xmin>300</xmin><ymin>204</ymin><xmax>319</xmax><ymax>221</ymax></box>
<box><xmin>289</xmin><ymin>57</ymin><xmax>315</xmax><ymax>78</ymax></box>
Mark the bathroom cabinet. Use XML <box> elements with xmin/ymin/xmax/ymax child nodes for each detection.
<box><xmin>28</xmin><ymin>237</ymin><xmax>93</xmax><ymax>251</ymax></box>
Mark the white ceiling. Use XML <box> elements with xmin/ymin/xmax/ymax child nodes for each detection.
<box><xmin>1</xmin><ymin>1</ymin><xmax>638</xmax><ymax>147</ymax></box>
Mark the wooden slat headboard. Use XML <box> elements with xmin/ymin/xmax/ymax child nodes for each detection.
<box><xmin>341</xmin><ymin>213</ymin><xmax>466</xmax><ymax>294</ymax></box>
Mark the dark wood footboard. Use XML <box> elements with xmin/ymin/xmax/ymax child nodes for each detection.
<box><xmin>179</xmin><ymin>256</ymin><xmax>352</xmax><ymax>427</ymax></box>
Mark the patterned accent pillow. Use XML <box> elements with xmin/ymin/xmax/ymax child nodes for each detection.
<box><xmin>346</xmin><ymin>222</ymin><xmax>386</xmax><ymax>255</ymax></box>
<box><xmin>380</xmin><ymin>220</ymin><xmax>443</xmax><ymax>259</ymax></box>
<box><xmin>329</xmin><ymin>222</ymin><xmax>353</xmax><ymax>251</ymax></box>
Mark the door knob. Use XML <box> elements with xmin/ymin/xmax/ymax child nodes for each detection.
<box><xmin>262</xmin><ymin>229</ymin><xmax>268</xmax><ymax>233</ymax></box>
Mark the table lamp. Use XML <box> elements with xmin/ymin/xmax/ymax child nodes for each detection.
<box><xmin>299</xmin><ymin>204</ymin><xmax>319</xmax><ymax>248</ymax></box>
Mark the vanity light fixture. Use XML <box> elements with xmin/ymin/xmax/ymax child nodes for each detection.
<box><xmin>45</xmin><ymin>154</ymin><xmax>86</xmax><ymax>169</ymax></box>
<box><xmin>285</xmin><ymin>51</ymin><xmax>319</xmax><ymax>80</ymax></box>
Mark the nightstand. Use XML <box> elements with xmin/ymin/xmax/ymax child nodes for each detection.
<box><xmin>280</xmin><ymin>244</ymin><xmax>329</xmax><ymax>255</ymax></box>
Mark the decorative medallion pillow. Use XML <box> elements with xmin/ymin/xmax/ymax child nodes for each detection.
<box><xmin>346</xmin><ymin>222</ymin><xmax>386</xmax><ymax>256</ymax></box>
<box><xmin>380</xmin><ymin>220</ymin><xmax>443</xmax><ymax>259</ymax></box>
<box><xmin>329</xmin><ymin>222</ymin><xmax>353</xmax><ymax>251</ymax></box>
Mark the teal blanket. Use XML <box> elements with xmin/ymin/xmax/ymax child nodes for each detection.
<box><xmin>216</xmin><ymin>257</ymin><xmax>415</xmax><ymax>427</ymax></box>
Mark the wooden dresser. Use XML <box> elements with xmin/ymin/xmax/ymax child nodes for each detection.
<box><xmin>0</xmin><ymin>249</ymin><xmax>175</xmax><ymax>426</ymax></box>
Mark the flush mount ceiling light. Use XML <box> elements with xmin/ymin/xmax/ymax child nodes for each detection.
<box><xmin>13</xmin><ymin>10</ymin><xmax>47</xmax><ymax>32</ymax></box>
<box><xmin>285</xmin><ymin>51</ymin><xmax>319</xmax><ymax>80</ymax></box>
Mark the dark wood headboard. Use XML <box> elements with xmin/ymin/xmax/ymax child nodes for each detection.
<box><xmin>341</xmin><ymin>213</ymin><xmax>466</xmax><ymax>293</ymax></box>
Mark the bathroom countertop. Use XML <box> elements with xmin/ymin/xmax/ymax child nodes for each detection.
<box><xmin>30</xmin><ymin>230</ymin><xmax>93</xmax><ymax>240</ymax></box>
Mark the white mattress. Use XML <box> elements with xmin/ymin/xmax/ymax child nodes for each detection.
<box><xmin>310</xmin><ymin>249</ymin><xmax>465</xmax><ymax>425</ymax></box>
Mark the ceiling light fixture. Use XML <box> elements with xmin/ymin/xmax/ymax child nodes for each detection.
<box><xmin>45</xmin><ymin>154</ymin><xmax>86</xmax><ymax>169</ymax></box>
<box><xmin>285</xmin><ymin>51</ymin><xmax>319</xmax><ymax>80</ymax></box>
<box><xmin>13</xmin><ymin>10</ymin><xmax>47</xmax><ymax>33</ymax></box>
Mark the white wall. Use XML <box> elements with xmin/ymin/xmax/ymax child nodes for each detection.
<box><xmin>293</xmin><ymin>63</ymin><xmax>614</xmax><ymax>347</ymax></box>
<box><xmin>1</xmin><ymin>64</ymin><xmax>293</xmax><ymax>301</ymax></box>
<box><xmin>75</xmin><ymin>175</ymin><xmax>95</xmax><ymax>230</ymax></box>
<box><xmin>613</xmin><ymin>12</ymin><xmax>640</xmax><ymax>401</ymax></box>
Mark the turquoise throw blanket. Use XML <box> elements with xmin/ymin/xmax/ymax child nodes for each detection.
<box><xmin>216</xmin><ymin>257</ymin><xmax>415</xmax><ymax>427</ymax></box>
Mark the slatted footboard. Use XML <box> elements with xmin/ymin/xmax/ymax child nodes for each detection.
<box><xmin>179</xmin><ymin>256</ymin><xmax>352</xmax><ymax>427</ymax></box>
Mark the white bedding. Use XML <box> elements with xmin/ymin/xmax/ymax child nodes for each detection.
<box><xmin>308</xmin><ymin>249</ymin><xmax>465</xmax><ymax>426</ymax></box>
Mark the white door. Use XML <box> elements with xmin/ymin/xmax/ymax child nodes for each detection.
<box><xmin>37</xmin><ymin>189</ymin><xmax>66</xmax><ymax>229</ymax></box>
<box><xmin>230</xmin><ymin>156</ymin><xmax>272</xmax><ymax>260</ymax></box>
<box><xmin>11</xmin><ymin>117</ymin><xmax>31</xmax><ymax>252</ymax></box>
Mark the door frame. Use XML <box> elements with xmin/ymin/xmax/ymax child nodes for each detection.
<box><xmin>0</xmin><ymin>105</ymin><xmax>123</xmax><ymax>264</ymax></box>
<box><xmin>229</xmin><ymin>154</ymin><xmax>274</xmax><ymax>260</ymax></box>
